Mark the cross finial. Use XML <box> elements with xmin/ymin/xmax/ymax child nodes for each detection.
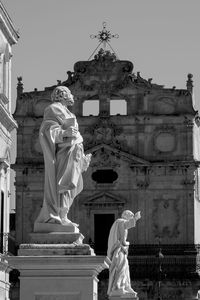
<box><xmin>90</xmin><ymin>22</ymin><xmax>119</xmax><ymax>50</ymax></box>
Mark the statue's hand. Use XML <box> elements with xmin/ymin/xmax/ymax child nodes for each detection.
<box><xmin>122</xmin><ymin>241</ymin><xmax>130</xmax><ymax>246</ymax></box>
<box><xmin>86</xmin><ymin>153</ymin><xmax>92</xmax><ymax>161</ymax></box>
<box><xmin>135</xmin><ymin>211</ymin><xmax>141</xmax><ymax>221</ymax></box>
<box><xmin>63</xmin><ymin>127</ymin><xmax>78</xmax><ymax>137</ymax></box>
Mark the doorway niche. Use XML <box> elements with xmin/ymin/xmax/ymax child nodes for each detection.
<box><xmin>83</xmin><ymin>192</ymin><xmax>125</xmax><ymax>254</ymax></box>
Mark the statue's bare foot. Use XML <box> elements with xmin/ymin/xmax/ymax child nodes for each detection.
<box><xmin>110</xmin><ymin>288</ymin><xmax>137</xmax><ymax>298</ymax></box>
<box><xmin>47</xmin><ymin>215</ymin><xmax>62</xmax><ymax>224</ymax></box>
<box><xmin>124</xmin><ymin>288</ymin><xmax>137</xmax><ymax>297</ymax></box>
<box><xmin>61</xmin><ymin>217</ymin><xmax>79</xmax><ymax>227</ymax></box>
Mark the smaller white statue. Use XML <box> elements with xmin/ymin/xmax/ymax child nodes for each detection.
<box><xmin>107</xmin><ymin>210</ymin><xmax>141</xmax><ymax>298</ymax></box>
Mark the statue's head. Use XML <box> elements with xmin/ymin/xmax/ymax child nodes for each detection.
<box><xmin>51</xmin><ymin>86</ymin><xmax>74</xmax><ymax>106</ymax></box>
<box><xmin>121</xmin><ymin>210</ymin><xmax>134</xmax><ymax>220</ymax></box>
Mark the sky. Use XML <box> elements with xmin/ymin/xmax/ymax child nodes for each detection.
<box><xmin>2</xmin><ymin>0</ymin><xmax>200</xmax><ymax>112</ymax></box>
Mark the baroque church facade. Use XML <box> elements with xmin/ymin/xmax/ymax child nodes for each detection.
<box><xmin>14</xmin><ymin>48</ymin><xmax>200</xmax><ymax>298</ymax></box>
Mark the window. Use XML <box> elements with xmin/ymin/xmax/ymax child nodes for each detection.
<box><xmin>110</xmin><ymin>99</ymin><xmax>127</xmax><ymax>115</ymax></box>
<box><xmin>92</xmin><ymin>169</ymin><xmax>118</xmax><ymax>184</ymax></box>
<box><xmin>83</xmin><ymin>100</ymin><xmax>99</xmax><ymax>116</ymax></box>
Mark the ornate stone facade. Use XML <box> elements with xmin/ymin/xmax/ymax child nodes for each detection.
<box><xmin>14</xmin><ymin>49</ymin><xmax>200</xmax><ymax>299</ymax></box>
<box><xmin>0</xmin><ymin>2</ymin><xmax>19</xmax><ymax>299</ymax></box>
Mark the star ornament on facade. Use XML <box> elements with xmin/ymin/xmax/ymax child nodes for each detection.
<box><xmin>90</xmin><ymin>22</ymin><xmax>119</xmax><ymax>48</ymax></box>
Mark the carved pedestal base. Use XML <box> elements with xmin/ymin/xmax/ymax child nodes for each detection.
<box><xmin>8</xmin><ymin>255</ymin><xmax>107</xmax><ymax>300</ymax></box>
<box><xmin>19</xmin><ymin>232</ymin><xmax>93</xmax><ymax>255</ymax></box>
<box><xmin>18</xmin><ymin>243</ymin><xmax>94</xmax><ymax>256</ymax></box>
<box><xmin>34</xmin><ymin>222</ymin><xmax>79</xmax><ymax>233</ymax></box>
<box><xmin>7</xmin><ymin>231</ymin><xmax>108</xmax><ymax>300</ymax></box>
<box><xmin>109</xmin><ymin>295</ymin><xmax>139</xmax><ymax>300</ymax></box>
<box><xmin>0</xmin><ymin>258</ymin><xmax>10</xmax><ymax>300</ymax></box>
<box><xmin>29</xmin><ymin>232</ymin><xmax>84</xmax><ymax>244</ymax></box>
<box><xmin>18</xmin><ymin>231</ymin><xmax>94</xmax><ymax>255</ymax></box>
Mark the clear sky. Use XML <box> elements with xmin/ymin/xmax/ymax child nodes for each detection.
<box><xmin>2</xmin><ymin>0</ymin><xmax>200</xmax><ymax>112</ymax></box>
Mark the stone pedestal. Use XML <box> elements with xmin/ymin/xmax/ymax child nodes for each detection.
<box><xmin>8</xmin><ymin>255</ymin><xmax>107</xmax><ymax>300</ymax></box>
<box><xmin>109</xmin><ymin>295</ymin><xmax>139</xmax><ymax>300</ymax></box>
<box><xmin>0</xmin><ymin>257</ymin><xmax>10</xmax><ymax>300</ymax></box>
<box><xmin>29</xmin><ymin>232</ymin><xmax>85</xmax><ymax>246</ymax></box>
<box><xmin>34</xmin><ymin>222</ymin><xmax>79</xmax><ymax>233</ymax></box>
<box><xmin>7</xmin><ymin>231</ymin><xmax>108</xmax><ymax>300</ymax></box>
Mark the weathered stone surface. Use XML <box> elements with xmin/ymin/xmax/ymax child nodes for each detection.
<box><xmin>34</xmin><ymin>222</ymin><xmax>79</xmax><ymax>233</ymax></box>
<box><xmin>109</xmin><ymin>296</ymin><xmax>139</xmax><ymax>300</ymax></box>
<box><xmin>18</xmin><ymin>243</ymin><xmax>94</xmax><ymax>256</ymax></box>
<box><xmin>7</xmin><ymin>255</ymin><xmax>107</xmax><ymax>300</ymax></box>
<box><xmin>29</xmin><ymin>232</ymin><xmax>84</xmax><ymax>245</ymax></box>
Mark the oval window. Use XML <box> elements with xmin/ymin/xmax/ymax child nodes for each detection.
<box><xmin>92</xmin><ymin>169</ymin><xmax>118</xmax><ymax>184</ymax></box>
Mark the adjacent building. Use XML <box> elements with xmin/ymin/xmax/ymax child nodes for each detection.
<box><xmin>0</xmin><ymin>1</ymin><xmax>19</xmax><ymax>299</ymax></box>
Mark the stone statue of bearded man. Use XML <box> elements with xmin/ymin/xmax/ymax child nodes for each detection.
<box><xmin>34</xmin><ymin>86</ymin><xmax>91</xmax><ymax>232</ymax></box>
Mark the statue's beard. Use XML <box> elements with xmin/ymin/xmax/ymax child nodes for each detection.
<box><xmin>61</xmin><ymin>98</ymin><xmax>74</xmax><ymax>106</ymax></box>
<box><xmin>66</xmin><ymin>100</ymin><xmax>74</xmax><ymax>106</ymax></box>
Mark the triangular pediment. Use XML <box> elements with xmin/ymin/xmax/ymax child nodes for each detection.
<box><xmin>83</xmin><ymin>191</ymin><xmax>125</xmax><ymax>207</ymax></box>
<box><xmin>86</xmin><ymin>143</ymin><xmax>150</xmax><ymax>166</ymax></box>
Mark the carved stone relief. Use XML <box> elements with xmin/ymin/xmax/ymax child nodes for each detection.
<box><xmin>155</xmin><ymin>132</ymin><xmax>176</xmax><ymax>152</ymax></box>
<box><xmin>153</xmin><ymin>125</ymin><xmax>177</xmax><ymax>154</ymax></box>
<box><xmin>73</xmin><ymin>49</ymin><xmax>133</xmax><ymax>95</ymax></box>
<box><xmin>152</xmin><ymin>198</ymin><xmax>180</xmax><ymax>239</ymax></box>
<box><xmin>90</xmin><ymin>147</ymin><xmax>120</xmax><ymax>168</ymax></box>
<box><xmin>154</xmin><ymin>97</ymin><xmax>177</xmax><ymax>114</ymax></box>
<box><xmin>84</xmin><ymin>116</ymin><xmax>124</xmax><ymax>150</ymax></box>
<box><xmin>136</xmin><ymin>179</ymin><xmax>149</xmax><ymax>189</ymax></box>
<box><xmin>89</xmin><ymin>144</ymin><xmax>150</xmax><ymax>174</ymax></box>
<box><xmin>83</xmin><ymin>192</ymin><xmax>125</xmax><ymax>216</ymax></box>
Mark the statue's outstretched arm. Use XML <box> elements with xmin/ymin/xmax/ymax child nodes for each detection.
<box><xmin>125</xmin><ymin>217</ymin><xmax>136</xmax><ymax>230</ymax></box>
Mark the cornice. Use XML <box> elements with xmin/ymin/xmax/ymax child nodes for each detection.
<box><xmin>0</xmin><ymin>3</ymin><xmax>19</xmax><ymax>45</ymax></box>
<box><xmin>0</xmin><ymin>101</ymin><xmax>17</xmax><ymax>132</ymax></box>
<box><xmin>0</xmin><ymin>93</ymin><xmax>8</xmax><ymax>104</ymax></box>
<box><xmin>87</xmin><ymin>143</ymin><xmax>151</xmax><ymax>165</ymax></box>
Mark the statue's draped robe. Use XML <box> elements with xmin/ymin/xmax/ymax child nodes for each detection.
<box><xmin>107</xmin><ymin>218</ymin><xmax>136</xmax><ymax>296</ymax></box>
<box><xmin>35</xmin><ymin>102</ymin><xmax>84</xmax><ymax>224</ymax></box>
